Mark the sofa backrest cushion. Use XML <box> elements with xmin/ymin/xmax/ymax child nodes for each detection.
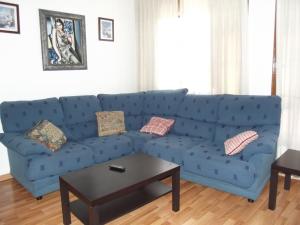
<box><xmin>98</xmin><ymin>92</ymin><xmax>144</xmax><ymax>130</ymax></box>
<box><xmin>177</xmin><ymin>95</ymin><xmax>220</xmax><ymax>122</ymax></box>
<box><xmin>218</xmin><ymin>95</ymin><xmax>281</xmax><ymax>126</ymax></box>
<box><xmin>59</xmin><ymin>95</ymin><xmax>101</xmax><ymax>124</ymax></box>
<box><xmin>172</xmin><ymin>117</ymin><xmax>216</xmax><ymax>139</ymax></box>
<box><xmin>172</xmin><ymin>95</ymin><xmax>220</xmax><ymax>139</ymax></box>
<box><xmin>1</xmin><ymin>98</ymin><xmax>65</xmax><ymax>133</ymax></box>
<box><xmin>59</xmin><ymin>95</ymin><xmax>102</xmax><ymax>140</ymax></box>
<box><xmin>143</xmin><ymin>89</ymin><xmax>188</xmax><ymax>117</ymax></box>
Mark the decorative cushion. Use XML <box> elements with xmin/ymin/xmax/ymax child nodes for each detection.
<box><xmin>26</xmin><ymin>120</ymin><xmax>67</xmax><ymax>151</ymax></box>
<box><xmin>96</xmin><ymin>111</ymin><xmax>126</xmax><ymax>136</ymax></box>
<box><xmin>224</xmin><ymin>131</ymin><xmax>258</xmax><ymax>156</ymax></box>
<box><xmin>140</xmin><ymin>117</ymin><xmax>175</xmax><ymax>136</ymax></box>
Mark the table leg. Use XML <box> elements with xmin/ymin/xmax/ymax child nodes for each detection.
<box><xmin>284</xmin><ymin>174</ymin><xmax>291</xmax><ymax>190</ymax></box>
<box><xmin>88</xmin><ymin>205</ymin><xmax>99</xmax><ymax>225</ymax></box>
<box><xmin>268</xmin><ymin>169</ymin><xmax>278</xmax><ymax>210</ymax></box>
<box><xmin>60</xmin><ymin>181</ymin><xmax>71</xmax><ymax>225</ymax></box>
<box><xmin>172</xmin><ymin>169</ymin><xmax>180</xmax><ymax>212</ymax></box>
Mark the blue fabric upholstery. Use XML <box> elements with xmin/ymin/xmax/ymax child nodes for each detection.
<box><xmin>144</xmin><ymin>134</ymin><xmax>203</xmax><ymax>165</ymax></box>
<box><xmin>171</xmin><ymin>95</ymin><xmax>220</xmax><ymax>139</ymax></box>
<box><xmin>78</xmin><ymin>135</ymin><xmax>133</xmax><ymax>163</ymax></box>
<box><xmin>184</xmin><ymin>147</ymin><xmax>256</xmax><ymax>188</ymax></box>
<box><xmin>59</xmin><ymin>95</ymin><xmax>102</xmax><ymax>140</ymax></box>
<box><xmin>0</xmin><ymin>92</ymin><xmax>281</xmax><ymax>200</ymax></box>
<box><xmin>218</xmin><ymin>95</ymin><xmax>281</xmax><ymax>126</ymax></box>
<box><xmin>214</xmin><ymin>124</ymin><xmax>280</xmax><ymax>160</ymax></box>
<box><xmin>172</xmin><ymin>118</ymin><xmax>215</xmax><ymax>140</ymax></box>
<box><xmin>143</xmin><ymin>89</ymin><xmax>188</xmax><ymax>116</ymax></box>
<box><xmin>124</xmin><ymin>131</ymin><xmax>160</xmax><ymax>151</ymax></box>
<box><xmin>177</xmin><ymin>95</ymin><xmax>220</xmax><ymax>122</ymax></box>
<box><xmin>0</xmin><ymin>98</ymin><xmax>65</xmax><ymax>133</ymax></box>
<box><xmin>65</xmin><ymin>121</ymin><xmax>98</xmax><ymax>141</ymax></box>
<box><xmin>26</xmin><ymin>142</ymin><xmax>94</xmax><ymax>180</ymax></box>
<box><xmin>98</xmin><ymin>93</ymin><xmax>144</xmax><ymax>130</ymax></box>
<box><xmin>0</xmin><ymin>133</ymin><xmax>53</xmax><ymax>156</ymax></box>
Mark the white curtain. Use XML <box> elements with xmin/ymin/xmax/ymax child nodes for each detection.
<box><xmin>138</xmin><ymin>0</ymin><xmax>247</xmax><ymax>94</ymax></box>
<box><xmin>277</xmin><ymin>0</ymin><xmax>300</xmax><ymax>156</ymax></box>
<box><xmin>210</xmin><ymin>0</ymin><xmax>247</xmax><ymax>94</ymax></box>
<box><xmin>137</xmin><ymin>0</ymin><xmax>178</xmax><ymax>91</ymax></box>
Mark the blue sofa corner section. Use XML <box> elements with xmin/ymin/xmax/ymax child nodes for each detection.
<box><xmin>0</xmin><ymin>89</ymin><xmax>281</xmax><ymax>201</ymax></box>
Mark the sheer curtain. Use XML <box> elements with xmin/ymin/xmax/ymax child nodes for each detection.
<box><xmin>277</xmin><ymin>0</ymin><xmax>300</xmax><ymax>156</ymax></box>
<box><xmin>137</xmin><ymin>0</ymin><xmax>178</xmax><ymax>91</ymax></box>
<box><xmin>138</xmin><ymin>0</ymin><xmax>247</xmax><ymax>94</ymax></box>
<box><xmin>210</xmin><ymin>0</ymin><xmax>247</xmax><ymax>94</ymax></box>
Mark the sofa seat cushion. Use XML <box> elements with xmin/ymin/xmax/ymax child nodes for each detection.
<box><xmin>144</xmin><ymin>134</ymin><xmax>203</xmax><ymax>165</ymax></box>
<box><xmin>26</xmin><ymin>142</ymin><xmax>94</xmax><ymax>181</ymax></box>
<box><xmin>123</xmin><ymin>131</ymin><xmax>160</xmax><ymax>152</ymax></box>
<box><xmin>184</xmin><ymin>146</ymin><xmax>256</xmax><ymax>188</ymax></box>
<box><xmin>78</xmin><ymin>135</ymin><xmax>133</xmax><ymax>163</ymax></box>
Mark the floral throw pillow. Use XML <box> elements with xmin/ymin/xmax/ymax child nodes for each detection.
<box><xmin>96</xmin><ymin>111</ymin><xmax>126</xmax><ymax>136</ymax></box>
<box><xmin>26</xmin><ymin>120</ymin><xmax>67</xmax><ymax>151</ymax></box>
<box><xmin>224</xmin><ymin>130</ymin><xmax>258</xmax><ymax>156</ymax></box>
<box><xmin>140</xmin><ymin>116</ymin><xmax>175</xmax><ymax>136</ymax></box>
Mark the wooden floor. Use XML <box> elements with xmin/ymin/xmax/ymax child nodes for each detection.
<box><xmin>0</xmin><ymin>177</ymin><xmax>299</xmax><ymax>225</ymax></box>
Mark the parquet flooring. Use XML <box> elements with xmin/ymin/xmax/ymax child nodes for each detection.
<box><xmin>0</xmin><ymin>176</ymin><xmax>299</xmax><ymax>225</ymax></box>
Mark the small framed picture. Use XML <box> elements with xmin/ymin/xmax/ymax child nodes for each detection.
<box><xmin>0</xmin><ymin>1</ymin><xmax>20</xmax><ymax>34</ymax></box>
<box><xmin>98</xmin><ymin>17</ymin><xmax>114</xmax><ymax>41</ymax></box>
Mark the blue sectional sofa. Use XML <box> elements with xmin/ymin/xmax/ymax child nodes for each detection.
<box><xmin>0</xmin><ymin>89</ymin><xmax>281</xmax><ymax>201</ymax></box>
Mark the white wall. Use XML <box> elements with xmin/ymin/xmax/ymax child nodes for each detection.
<box><xmin>0</xmin><ymin>0</ymin><xmax>138</xmax><ymax>175</ymax></box>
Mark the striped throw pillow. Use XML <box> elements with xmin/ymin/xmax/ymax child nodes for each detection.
<box><xmin>224</xmin><ymin>130</ymin><xmax>258</xmax><ymax>156</ymax></box>
<box><xmin>140</xmin><ymin>117</ymin><xmax>175</xmax><ymax>136</ymax></box>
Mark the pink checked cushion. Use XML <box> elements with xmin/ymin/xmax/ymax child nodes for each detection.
<box><xmin>224</xmin><ymin>130</ymin><xmax>259</xmax><ymax>156</ymax></box>
<box><xmin>140</xmin><ymin>117</ymin><xmax>175</xmax><ymax>136</ymax></box>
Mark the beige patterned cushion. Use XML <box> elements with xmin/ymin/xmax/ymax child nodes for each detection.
<box><xmin>26</xmin><ymin>120</ymin><xmax>67</xmax><ymax>151</ymax></box>
<box><xmin>96</xmin><ymin>111</ymin><xmax>126</xmax><ymax>136</ymax></box>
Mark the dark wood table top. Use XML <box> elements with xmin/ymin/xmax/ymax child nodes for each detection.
<box><xmin>272</xmin><ymin>149</ymin><xmax>300</xmax><ymax>175</ymax></box>
<box><xmin>60</xmin><ymin>153</ymin><xmax>179</xmax><ymax>206</ymax></box>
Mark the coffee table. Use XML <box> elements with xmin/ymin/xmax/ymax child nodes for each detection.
<box><xmin>268</xmin><ymin>149</ymin><xmax>300</xmax><ymax>210</ymax></box>
<box><xmin>59</xmin><ymin>153</ymin><xmax>180</xmax><ymax>225</ymax></box>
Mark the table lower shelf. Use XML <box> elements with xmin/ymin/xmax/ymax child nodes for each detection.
<box><xmin>70</xmin><ymin>181</ymin><xmax>172</xmax><ymax>225</ymax></box>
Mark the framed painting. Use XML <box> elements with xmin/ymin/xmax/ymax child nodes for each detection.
<box><xmin>0</xmin><ymin>1</ymin><xmax>20</xmax><ymax>34</ymax></box>
<box><xmin>39</xmin><ymin>9</ymin><xmax>87</xmax><ymax>71</ymax></box>
<box><xmin>98</xmin><ymin>17</ymin><xmax>114</xmax><ymax>41</ymax></box>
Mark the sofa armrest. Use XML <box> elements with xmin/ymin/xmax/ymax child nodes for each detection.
<box><xmin>243</xmin><ymin>130</ymin><xmax>279</xmax><ymax>160</ymax></box>
<box><xmin>0</xmin><ymin>133</ymin><xmax>53</xmax><ymax>156</ymax></box>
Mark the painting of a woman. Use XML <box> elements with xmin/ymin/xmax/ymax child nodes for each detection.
<box><xmin>39</xmin><ymin>9</ymin><xmax>87</xmax><ymax>70</ymax></box>
<box><xmin>48</xmin><ymin>18</ymin><xmax>81</xmax><ymax>65</ymax></box>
